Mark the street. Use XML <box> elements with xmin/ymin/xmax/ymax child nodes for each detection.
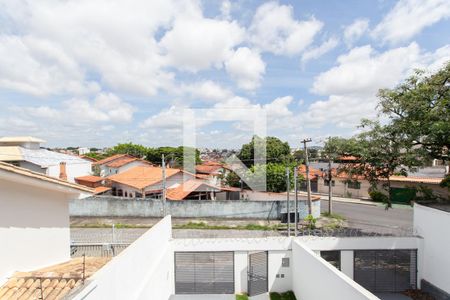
<box><xmin>320</xmin><ymin>198</ymin><xmax>414</xmax><ymax>234</ymax></box>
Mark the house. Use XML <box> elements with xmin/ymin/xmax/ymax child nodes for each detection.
<box><xmin>75</xmin><ymin>175</ymin><xmax>111</xmax><ymax>195</ymax></box>
<box><xmin>78</xmin><ymin>147</ymin><xmax>90</xmax><ymax>155</ymax></box>
<box><xmin>0</xmin><ymin>136</ymin><xmax>92</xmax><ymax>183</ymax></box>
<box><xmin>0</xmin><ymin>162</ymin><xmax>92</xmax><ymax>284</ymax></box>
<box><xmin>106</xmin><ymin>165</ymin><xmax>195</xmax><ymax>198</ymax></box>
<box><xmin>195</xmin><ymin>161</ymin><xmax>230</xmax><ymax>186</ymax></box>
<box><xmin>66</xmin><ymin>202</ymin><xmax>450</xmax><ymax>300</ymax></box>
<box><xmin>93</xmin><ymin>154</ymin><xmax>152</xmax><ymax>177</ymax></box>
<box><xmin>166</xmin><ymin>179</ymin><xmax>222</xmax><ymax>200</ymax></box>
<box><xmin>297</xmin><ymin>164</ymin><xmax>322</xmax><ymax>193</ymax></box>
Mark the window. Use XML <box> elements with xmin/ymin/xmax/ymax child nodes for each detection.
<box><xmin>124</xmin><ymin>191</ymin><xmax>128</xmax><ymax>197</ymax></box>
<box><xmin>321</xmin><ymin>251</ymin><xmax>341</xmax><ymax>270</ymax></box>
<box><xmin>347</xmin><ymin>181</ymin><xmax>361</xmax><ymax>189</ymax></box>
<box><xmin>324</xmin><ymin>180</ymin><xmax>335</xmax><ymax>187</ymax></box>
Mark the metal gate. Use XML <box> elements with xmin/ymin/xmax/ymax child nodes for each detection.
<box><xmin>175</xmin><ymin>252</ymin><xmax>234</xmax><ymax>294</ymax></box>
<box><xmin>354</xmin><ymin>250</ymin><xmax>417</xmax><ymax>293</ymax></box>
<box><xmin>248</xmin><ymin>251</ymin><xmax>268</xmax><ymax>296</ymax></box>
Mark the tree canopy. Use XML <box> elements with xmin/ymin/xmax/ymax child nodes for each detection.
<box><xmin>238</xmin><ymin>135</ymin><xmax>293</xmax><ymax>167</ymax></box>
<box><xmin>378</xmin><ymin>62</ymin><xmax>450</xmax><ymax>163</ymax></box>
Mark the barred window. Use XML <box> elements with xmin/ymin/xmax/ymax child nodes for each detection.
<box><xmin>347</xmin><ymin>181</ymin><xmax>361</xmax><ymax>189</ymax></box>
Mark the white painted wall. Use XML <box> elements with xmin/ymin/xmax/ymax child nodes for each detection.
<box><xmin>414</xmin><ymin>203</ymin><xmax>450</xmax><ymax>293</ymax></box>
<box><xmin>47</xmin><ymin>162</ymin><xmax>92</xmax><ymax>183</ymax></box>
<box><xmin>291</xmin><ymin>241</ymin><xmax>379</xmax><ymax>300</ymax></box>
<box><xmin>234</xmin><ymin>251</ymin><xmax>248</xmax><ymax>294</ymax></box>
<box><xmin>268</xmin><ymin>250</ymin><xmax>292</xmax><ymax>293</ymax></box>
<box><xmin>73</xmin><ymin>216</ymin><xmax>173</xmax><ymax>300</ymax></box>
<box><xmin>0</xmin><ymin>180</ymin><xmax>71</xmax><ymax>283</ymax></box>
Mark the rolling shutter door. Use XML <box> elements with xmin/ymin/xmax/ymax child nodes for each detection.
<box><xmin>354</xmin><ymin>250</ymin><xmax>417</xmax><ymax>293</ymax></box>
<box><xmin>175</xmin><ymin>252</ymin><xmax>234</xmax><ymax>294</ymax></box>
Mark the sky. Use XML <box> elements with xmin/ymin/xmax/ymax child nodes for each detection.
<box><xmin>0</xmin><ymin>0</ymin><xmax>449</xmax><ymax>149</ymax></box>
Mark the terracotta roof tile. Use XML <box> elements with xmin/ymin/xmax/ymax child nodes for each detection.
<box><xmin>0</xmin><ymin>257</ymin><xmax>110</xmax><ymax>300</ymax></box>
<box><xmin>166</xmin><ymin>179</ymin><xmax>221</xmax><ymax>200</ymax></box>
<box><xmin>93</xmin><ymin>154</ymin><xmax>131</xmax><ymax>166</ymax></box>
<box><xmin>297</xmin><ymin>165</ymin><xmax>322</xmax><ymax>180</ymax></box>
<box><xmin>195</xmin><ymin>165</ymin><xmax>222</xmax><ymax>174</ymax></box>
<box><xmin>75</xmin><ymin>175</ymin><xmax>103</xmax><ymax>183</ymax></box>
<box><xmin>94</xmin><ymin>186</ymin><xmax>111</xmax><ymax>194</ymax></box>
<box><xmin>107</xmin><ymin>165</ymin><xmax>182</xmax><ymax>190</ymax></box>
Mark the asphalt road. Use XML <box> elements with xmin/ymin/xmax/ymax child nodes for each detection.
<box><xmin>320</xmin><ymin>199</ymin><xmax>414</xmax><ymax>234</ymax></box>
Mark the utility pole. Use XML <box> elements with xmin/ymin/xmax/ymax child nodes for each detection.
<box><xmin>286</xmin><ymin>167</ymin><xmax>290</xmax><ymax>237</ymax></box>
<box><xmin>294</xmin><ymin>166</ymin><xmax>298</xmax><ymax>236</ymax></box>
<box><xmin>301</xmin><ymin>138</ymin><xmax>312</xmax><ymax>215</ymax></box>
<box><xmin>162</xmin><ymin>154</ymin><xmax>167</xmax><ymax>217</ymax></box>
<box><xmin>328</xmin><ymin>158</ymin><xmax>333</xmax><ymax>214</ymax></box>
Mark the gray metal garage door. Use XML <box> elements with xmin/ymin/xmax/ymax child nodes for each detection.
<box><xmin>354</xmin><ymin>250</ymin><xmax>417</xmax><ymax>293</ymax></box>
<box><xmin>175</xmin><ymin>252</ymin><xmax>234</xmax><ymax>294</ymax></box>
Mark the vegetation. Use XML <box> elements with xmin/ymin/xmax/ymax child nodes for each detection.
<box><xmin>146</xmin><ymin>146</ymin><xmax>201</xmax><ymax>167</ymax></box>
<box><xmin>369</xmin><ymin>189</ymin><xmax>389</xmax><ymax>203</ymax></box>
<box><xmin>83</xmin><ymin>151</ymin><xmax>108</xmax><ymax>161</ymax></box>
<box><xmin>269</xmin><ymin>291</ymin><xmax>296</xmax><ymax>300</ymax></box>
<box><xmin>321</xmin><ymin>212</ymin><xmax>346</xmax><ymax>221</ymax></box>
<box><xmin>303</xmin><ymin>214</ymin><xmax>317</xmax><ymax>230</ymax></box>
<box><xmin>107</xmin><ymin>142</ymin><xmax>148</xmax><ymax>158</ymax></box>
<box><xmin>324</xmin><ymin>62</ymin><xmax>450</xmax><ymax>207</ymax></box>
<box><xmin>238</xmin><ymin>135</ymin><xmax>293</xmax><ymax>167</ymax></box>
<box><xmin>172</xmin><ymin>221</ymin><xmax>285</xmax><ymax>231</ymax></box>
<box><xmin>236</xmin><ymin>294</ymin><xmax>249</xmax><ymax>300</ymax></box>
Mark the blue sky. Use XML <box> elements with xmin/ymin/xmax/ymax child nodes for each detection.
<box><xmin>0</xmin><ymin>0</ymin><xmax>449</xmax><ymax>149</ymax></box>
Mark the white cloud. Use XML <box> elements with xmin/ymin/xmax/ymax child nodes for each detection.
<box><xmin>19</xmin><ymin>92</ymin><xmax>135</xmax><ymax>125</ymax></box>
<box><xmin>225</xmin><ymin>47</ymin><xmax>266</xmax><ymax>91</ymax></box>
<box><xmin>159</xmin><ymin>13</ymin><xmax>245</xmax><ymax>72</ymax></box>
<box><xmin>343</xmin><ymin>18</ymin><xmax>369</xmax><ymax>47</ymax></box>
<box><xmin>312</xmin><ymin>43</ymin><xmax>421</xmax><ymax>96</ymax></box>
<box><xmin>249</xmin><ymin>1</ymin><xmax>323</xmax><ymax>56</ymax></box>
<box><xmin>301</xmin><ymin>37</ymin><xmax>339</xmax><ymax>64</ymax></box>
<box><xmin>0</xmin><ymin>0</ymin><xmax>190</xmax><ymax>97</ymax></box>
<box><xmin>303</xmin><ymin>43</ymin><xmax>450</xmax><ymax>128</ymax></box>
<box><xmin>180</xmin><ymin>80</ymin><xmax>233</xmax><ymax>102</ymax></box>
<box><xmin>372</xmin><ymin>0</ymin><xmax>450</xmax><ymax>44</ymax></box>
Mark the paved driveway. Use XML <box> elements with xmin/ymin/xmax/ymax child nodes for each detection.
<box><xmin>169</xmin><ymin>295</ymin><xmax>235</xmax><ymax>300</ymax></box>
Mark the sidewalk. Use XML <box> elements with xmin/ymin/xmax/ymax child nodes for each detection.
<box><xmin>314</xmin><ymin>193</ymin><xmax>378</xmax><ymax>206</ymax></box>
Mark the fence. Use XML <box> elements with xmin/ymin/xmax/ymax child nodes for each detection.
<box><xmin>70</xmin><ymin>196</ymin><xmax>321</xmax><ymax>219</ymax></box>
<box><xmin>70</xmin><ymin>243</ymin><xmax>130</xmax><ymax>257</ymax></box>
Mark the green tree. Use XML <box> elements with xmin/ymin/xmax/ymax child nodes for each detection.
<box><xmin>238</xmin><ymin>135</ymin><xmax>292</xmax><ymax>167</ymax></box>
<box><xmin>107</xmin><ymin>143</ymin><xmax>148</xmax><ymax>158</ymax></box>
<box><xmin>378</xmin><ymin>62</ymin><xmax>450</xmax><ymax>167</ymax></box>
<box><xmin>146</xmin><ymin>146</ymin><xmax>201</xmax><ymax>167</ymax></box>
<box><xmin>337</xmin><ymin>121</ymin><xmax>423</xmax><ymax>208</ymax></box>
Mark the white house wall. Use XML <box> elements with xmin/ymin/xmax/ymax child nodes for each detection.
<box><xmin>47</xmin><ymin>162</ymin><xmax>92</xmax><ymax>183</ymax></box>
<box><xmin>292</xmin><ymin>241</ymin><xmax>379</xmax><ymax>300</ymax></box>
<box><xmin>73</xmin><ymin>216</ymin><xmax>173</xmax><ymax>300</ymax></box>
<box><xmin>414</xmin><ymin>203</ymin><xmax>450</xmax><ymax>294</ymax></box>
<box><xmin>0</xmin><ymin>180</ymin><xmax>70</xmax><ymax>283</ymax></box>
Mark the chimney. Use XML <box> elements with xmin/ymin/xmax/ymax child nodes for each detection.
<box><xmin>59</xmin><ymin>162</ymin><xmax>67</xmax><ymax>181</ymax></box>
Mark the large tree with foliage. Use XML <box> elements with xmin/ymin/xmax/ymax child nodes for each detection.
<box><xmin>378</xmin><ymin>62</ymin><xmax>450</xmax><ymax>167</ymax></box>
<box><xmin>107</xmin><ymin>142</ymin><xmax>148</xmax><ymax>158</ymax></box>
<box><xmin>146</xmin><ymin>146</ymin><xmax>201</xmax><ymax>167</ymax></box>
<box><xmin>238</xmin><ymin>135</ymin><xmax>293</xmax><ymax>167</ymax></box>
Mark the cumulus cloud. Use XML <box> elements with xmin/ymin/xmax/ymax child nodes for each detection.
<box><xmin>372</xmin><ymin>0</ymin><xmax>450</xmax><ymax>44</ymax></box>
<box><xmin>180</xmin><ymin>80</ymin><xmax>233</xmax><ymax>102</ymax></box>
<box><xmin>225</xmin><ymin>47</ymin><xmax>266</xmax><ymax>91</ymax></box>
<box><xmin>301</xmin><ymin>37</ymin><xmax>339</xmax><ymax>64</ymax></box>
<box><xmin>159</xmin><ymin>13</ymin><xmax>245</xmax><ymax>72</ymax></box>
<box><xmin>249</xmin><ymin>1</ymin><xmax>323</xmax><ymax>56</ymax></box>
<box><xmin>303</xmin><ymin>43</ymin><xmax>450</xmax><ymax>128</ymax></box>
<box><xmin>343</xmin><ymin>18</ymin><xmax>369</xmax><ymax>47</ymax></box>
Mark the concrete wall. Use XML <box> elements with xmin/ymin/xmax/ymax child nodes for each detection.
<box><xmin>70</xmin><ymin>196</ymin><xmax>320</xmax><ymax>219</ymax></box>
<box><xmin>414</xmin><ymin>203</ymin><xmax>450</xmax><ymax>294</ymax></box>
<box><xmin>73</xmin><ymin>216</ymin><xmax>173</xmax><ymax>300</ymax></box>
<box><xmin>0</xmin><ymin>180</ymin><xmax>71</xmax><ymax>283</ymax></box>
<box><xmin>291</xmin><ymin>240</ymin><xmax>379</xmax><ymax>300</ymax></box>
<box><xmin>317</xmin><ymin>177</ymin><xmax>371</xmax><ymax>198</ymax></box>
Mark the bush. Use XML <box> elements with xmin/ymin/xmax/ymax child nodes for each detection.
<box><xmin>369</xmin><ymin>190</ymin><xmax>389</xmax><ymax>203</ymax></box>
<box><xmin>304</xmin><ymin>214</ymin><xmax>316</xmax><ymax>230</ymax></box>
<box><xmin>270</xmin><ymin>291</ymin><xmax>296</xmax><ymax>300</ymax></box>
<box><xmin>236</xmin><ymin>294</ymin><xmax>248</xmax><ymax>300</ymax></box>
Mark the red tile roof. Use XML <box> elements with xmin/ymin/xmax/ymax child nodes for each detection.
<box><xmin>75</xmin><ymin>175</ymin><xmax>103</xmax><ymax>183</ymax></box>
<box><xmin>93</xmin><ymin>154</ymin><xmax>132</xmax><ymax>166</ymax></box>
<box><xmin>106</xmin><ymin>156</ymin><xmax>138</xmax><ymax>168</ymax></box>
<box><xmin>94</xmin><ymin>186</ymin><xmax>111</xmax><ymax>194</ymax></box>
<box><xmin>107</xmin><ymin>165</ymin><xmax>182</xmax><ymax>190</ymax></box>
<box><xmin>0</xmin><ymin>257</ymin><xmax>110</xmax><ymax>300</ymax></box>
<box><xmin>166</xmin><ymin>179</ymin><xmax>221</xmax><ymax>200</ymax></box>
<box><xmin>195</xmin><ymin>165</ymin><xmax>222</xmax><ymax>174</ymax></box>
<box><xmin>297</xmin><ymin>165</ymin><xmax>322</xmax><ymax>180</ymax></box>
